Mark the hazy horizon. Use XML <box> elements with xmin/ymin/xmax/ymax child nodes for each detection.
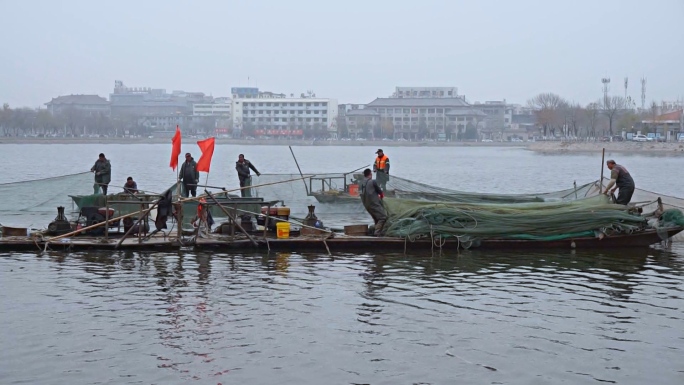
<box><xmin>1</xmin><ymin>0</ymin><xmax>682</xmax><ymax>108</ymax></box>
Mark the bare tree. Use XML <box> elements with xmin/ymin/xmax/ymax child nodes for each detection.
<box><xmin>527</xmin><ymin>93</ymin><xmax>568</xmax><ymax>137</ymax></box>
<box><xmin>602</xmin><ymin>96</ymin><xmax>626</xmax><ymax>136</ymax></box>
<box><xmin>584</xmin><ymin>102</ymin><xmax>600</xmax><ymax>139</ymax></box>
<box><xmin>565</xmin><ymin>103</ymin><xmax>582</xmax><ymax>138</ymax></box>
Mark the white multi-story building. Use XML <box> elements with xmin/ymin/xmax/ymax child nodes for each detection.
<box><xmin>232</xmin><ymin>97</ymin><xmax>338</xmax><ymax>135</ymax></box>
<box><xmin>393</xmin><ymin>87</ymin><xmax>460</xmax><ymax>99</ymax></box>
<box><xmin>193</xmin><ymin>103</ymin><xmax>231</xmax><ymax>116</ymax></box>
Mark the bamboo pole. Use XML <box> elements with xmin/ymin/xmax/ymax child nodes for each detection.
<box><xmin>289</xmin><ymin>146</ymin><xmax>310</xmax><ymax>195</ymax></box>
<box><xmin>43</xmin><ymin>210</ymin><xmax>143</xmax><ymax>251</ymax></box>
<box><xmin>599</xmin><ymin>148</ymin><xmax>606</xmax><ymax>193</ymax></box>
<box><xmin>176</xmin><ymin>175</ymin><xmax>315</xmax><ymax>204</ymax></box>
<box><xmin>220</xmin><ymin>206</ymin><xmax>333</xmax><ymax>235</ymax></box>
<box><xmin>205</xmin><ymin>190</ymin><xmax>258</xmax><ymax>246</ymax></box>
<box><xmin>114</xmin><ymin>200</ymin><xmax>160</xmax><ymax>249</ymax></box>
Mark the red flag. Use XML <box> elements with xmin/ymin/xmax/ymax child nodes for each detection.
<box><xmin>196</xmin><ymin>137</ymin><xmax>215</xmax><ymax>173</ymax></box>
<box><xmin>170</xmin><ymin>126</ymin><xmax>181</xmax><ymax>170</ymax></box>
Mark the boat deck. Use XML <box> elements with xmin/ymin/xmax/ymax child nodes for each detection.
<box><xmin>1</xmin><ymin>227</ymin><xmax>680</xmax><ymax>253</ymax></box>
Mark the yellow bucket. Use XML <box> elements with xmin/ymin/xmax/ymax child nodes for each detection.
<box><xmin>276</xmin><ymin>222</ymin><xmax>290</xmax><ymax>239</ymax></box>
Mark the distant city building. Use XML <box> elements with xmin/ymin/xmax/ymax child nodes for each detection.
<box><xmin>138</xmin><ymin>115</ymin><xmax>190</xmax><ymax>133</ymax></box>
<box><xmin>193</xmin><ymin>103</ymin><xmax>231</xmax><ymax>117</ymax></box>
<box><xmin>230</xmin><ymin>87</ymin><xmax>287</xmax><ymax>99</ymax></box>
<box><xmin>473</xmin><ymin>101</ymin><xmax>506</xmax><ymax>132</ymax></box>
<box><xmin>44</xmin><ymin>95</ymin><xmax>110</xmax><ymax>115</ymax></box>
<box><xmin>344</xmin><ymin>109</ymin><xmax>379</xmax><ymax>139</ymax></box>
<box><xmin>232</xmin><ymin>97</ymin><xmax>338</xmax><ymax>137</ymax></box>
<box><xmin>214</xmin><ymin>97</ymin><xmax>231</xmax><ymax>104</ymax></box>
<box><xmin>354</xmin><ymin>98</ymin><xmax>486</xmax><ymax>140</ymax></box>
<box><xmin>393</xmin><ymin>87</ymin><xmax>460</xmax><ymax>99</ymax></box>
<box><xmin>231</xmin><ymin>87</ymin><xmax>260</xmax><ymax>99</ymax></box>
<box><xmin>338</xmin><ymin>103</ymin><xmax>366</xmax><ymax>114</ymax></box>
<box><xmin>641</xmin><ymin>109</ymin><xmax>683</xmax><ymax>140</ymax></box>
<box><xmin>110</xmin><ymin>80</ymin><xmax>209</xmax><ymax>117</ymax></box>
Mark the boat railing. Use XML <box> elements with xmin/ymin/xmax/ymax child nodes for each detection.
<box><xmin>308</xmin><ymin>174</ymin><xmax>357</xmax><ymax>195</ymax></box>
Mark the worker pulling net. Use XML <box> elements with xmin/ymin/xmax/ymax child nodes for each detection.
<box><xmin>382</xmin><ymin>195</ymin><xmax>682</xmax><ymax>247</ymax></box>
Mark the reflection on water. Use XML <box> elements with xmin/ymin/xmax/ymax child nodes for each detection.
<box><xmin>2</xmin><ymin>245</ymin><xmax>683</xmax><ymax>384</ymax></box>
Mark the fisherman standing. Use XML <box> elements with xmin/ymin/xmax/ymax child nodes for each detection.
<box><xmin>361</xmin><ymin>168</ymin><xmax>387</xmax><ymax>236</ymax></box>
<box><xmin>604</xmin><ymin>159</ymin><xmax>635</xmax><ymax>205</ymax></box>
<box><xmin>180</xmin><ymin>153</ymin><xmax>199</xmax><ymax>197</ymax></box>
<box><xmin>236</xmin><ymin>154</ymin><xmax>261</xmax><ymax>198</ymax></box>
<box><xmin>90</xmin><ymin>153</ymin><xmax>111</xmax><ymax>195</ymax></box>
<box><xmin>373</xmin><ymin>148</ymin><xmax>390</xmax><ymax>192</ymax></box>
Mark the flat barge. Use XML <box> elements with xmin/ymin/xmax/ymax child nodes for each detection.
<box><xmin>1</xmin><ymin>227</ymin><xmax>680</xmax><ymax>253</ymax></box>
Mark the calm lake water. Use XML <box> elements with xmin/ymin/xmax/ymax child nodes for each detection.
<box><xmin>1</xmin><ymin>143</ymin><xmax>684</xmax><ymax>384</ymax></box>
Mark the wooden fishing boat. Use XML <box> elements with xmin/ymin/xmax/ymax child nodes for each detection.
<box><xmin>1</xmin><ymin>225</ymin><xmax>680</xmax><ymax>253</ymax></box>
<box><xmin>193</xmin><ymin>226</ymin><xmax>684</xmax><ymax>252</ymax></box>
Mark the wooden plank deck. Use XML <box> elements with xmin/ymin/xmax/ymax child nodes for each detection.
<box><xmin>1</xmin><ymin>227</ymin><xmax>681</xmax><ymax>253</ymax></box>
<box><xmin>0</xmin><ymin>235</ymin><xmax>180</xmax><ymax>252</ymax></box>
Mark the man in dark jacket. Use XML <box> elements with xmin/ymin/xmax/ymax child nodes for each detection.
<box><xmin>123</xmin><ymin>177</ymin><xmax>138</xmax><ymax>194</ymax></box>
<box><xmin>361</xmin><ymin>168</ymin><xmax>387</xmax><ymax>236</ymax></box>
<box><xmin>236</xmin><ymin>154</ymin><xmax>261</xmax><ymax>198</ymax></box>
<box><xmin>604</xmin><ymin>160</ymin><xmax>635</xmax><ymax>205</ymax></box>
<box><xmin>90</xmin><ymin>153</ymin><xmax>111</xmax><ymax>195</ymax></box>
<box><xmin>180</xmin><ymin>153</ymin><xmax>200</xmax><ymax>197</ymax></box>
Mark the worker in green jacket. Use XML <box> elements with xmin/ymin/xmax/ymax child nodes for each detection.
<box><xmin>90</xmin><ymin>153</ymin><xmax>111</xmax><ymax>195</ymax></box>
<box><xmin>361</xmin><ymin>168</ymin><xmax>387</xmax><ymax>236</ymax></box>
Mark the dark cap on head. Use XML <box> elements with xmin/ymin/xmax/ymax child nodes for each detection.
<box><xmin>185</xmin><ymin>153</ymin><xmax>191</xmax><ymax>157</ymax></box>
<box><xmin>99</xmin><ymin>153</ymin><xmax>105</xmax><ymax>158</ymax></box>
<box><xmin>606</xmin><ymin>159</ymin><xmax>616</xmax><ymax>164</ymax></box>
<box><xmin>127</xmin><ymin>176</ymin><xmax>133</xmax><ymax>181</ymax></box>
<box><xmin>364</xmin><ymin>168</ymin><xmax>372</xmax><ymax>176</ymax></box>
<box><xmin>375</xmin><ymin>149</ymin><xmax>383</xmax><ymax>154</ymax></box>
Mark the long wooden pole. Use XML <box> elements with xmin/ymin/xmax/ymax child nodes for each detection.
<box><xmin>205</xmin><ymin>191</ymin><xmax>258</xmax><ymax>246</ymax></box>
<box><xmin>172</xmin><ymin>175</ymin><xmax>314</xmax><ymax>234</ymax></box>
<box><xmin>43</xmin><ymin>210</ymin><xmax>143</xmax><ymax>250</ymax></box>
<box><xmin>346</xmin><ymin>164</ymin><xmax>371</xmax><ymax>175</ymax></box>
<box><xmin>222</xmin><ymin>206</ymin><xmax>332</xmax><ymax>235</ymax></box>
<box><xmin>289</xmin><ymin>146</ymin><xmax>310</xmax><ymax>195</ymax></box>
<box><xmin>176</xmin><ymin>175</ymin><xmax>314</xmax><ymax>204</ymax></box>
<box><xmin>114</xmin><ymin>200</ymin><xmax>160</xmax><ymax>249</ymax></box>
<box><xmin>599</xmin><ymin>148</ymin><xmax>606</xmax><ymax>193</ymax></box>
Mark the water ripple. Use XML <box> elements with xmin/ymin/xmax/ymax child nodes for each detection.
<box><xmin>1</xmin><ymin>245</ymin><xmax>684</xmax><ymax>384</ymax></box>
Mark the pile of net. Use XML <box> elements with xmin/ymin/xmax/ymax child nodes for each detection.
<box><xmin>381</xmin><ymin>195</ymin><xmax>661</xmax><ymax>244</ymax></box>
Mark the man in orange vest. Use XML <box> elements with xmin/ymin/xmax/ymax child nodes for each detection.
<box><xmin>373</xmin><ymin>149</ymin><xmax>390</xmax><ymax>191</ymax></box>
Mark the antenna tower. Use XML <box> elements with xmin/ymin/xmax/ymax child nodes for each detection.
<box><xmin>624</xmin><ymin>77</ymin><xmax>628</xmax><ymax>100</ymax></box>
<box><xmin>640</xmin><ymin>77</ymin><xmax>646</xmax><ymax>111</ymax></box>
<box><xmin>601</xmin><ymin>77</ymin><xmax>611</xmax><ymax>108</ymax></box>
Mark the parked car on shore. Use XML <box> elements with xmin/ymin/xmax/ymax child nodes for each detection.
<box><xmin>632</xmin><ymin>134</ymin><xmax>652</xmax><ymax>142</ymax></box>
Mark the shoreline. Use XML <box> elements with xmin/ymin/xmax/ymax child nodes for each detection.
<box><xmin>2</xmin><ymin>137</ymin><xmax>683</xmax><ymax>155</ymax></box>
<box><xmin>0</xmin><ymin>137</ymin><xmax>527</xmax><ymax>148</ymax></box>
<box><xmin>527</xmin><ymin>141</ymin><xmax>684</xmax><ymax>155</ymax></box>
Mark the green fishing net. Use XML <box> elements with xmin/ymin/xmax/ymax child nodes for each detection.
<box><xmin>382</xmin><ymin>195</ymin><xmax>649</xmax><ymax>242</ymax></box>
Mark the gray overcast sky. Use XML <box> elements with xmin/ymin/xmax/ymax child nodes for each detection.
<box><xmin>1</xmin><ymin>0</ymin><xmax>682</xmax><ymax>108</ymax></box>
